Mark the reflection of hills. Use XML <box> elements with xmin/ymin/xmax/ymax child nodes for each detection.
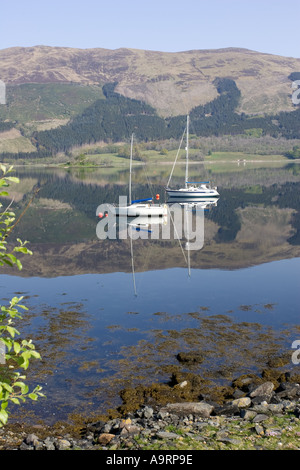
<box><xmin>3</xmin><ymin>166</ymin><xmax>300</xmax><ymax>277</ymax></box>
<box><xmin>6</xmin><ymin>206</ymin><xmax>300</xmax><ymax>278</ymax></box>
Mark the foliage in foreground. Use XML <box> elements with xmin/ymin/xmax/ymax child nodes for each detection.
<box><xmin>0</xmin><ymin>164</ymin><xmax>44</xmax><ymax>426</ymax></box>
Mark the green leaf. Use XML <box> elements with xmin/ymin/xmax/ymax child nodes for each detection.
<box><xmin>6</xmin><ymin>254</ymin><xmax>17</xmax><ymax>264</ymax></box>
<box><xmin>5</xmin><ymin>177</ymin><xmax>19</xmax><ymax>183</ymax></box>
<box><xmin>14</xmin><ymin>382</ymin><xmax>29</xmax><ymax>394</ymax></box>
<box><xmin>1</xmin><ymin>382</ymin><xmax>13</xmax><ymax>393</ymax></box>
<box><xmin>0</xmin><ymin>409</ymin><xmax>8</xmax><ymax>425</ymax></box>
<box><xmin>13</xmin><ymin>342</ymin><xmax>21</xmax><ymax>354</ymax></box>
<box><xmin>10</xmin><ymin>398</ymin><xmax>20</xmax><ymax>405</ymax></box>
<box><xmin>28</xmin><ymin>393</ymin><xmax>38</xmax><ymax>401</ymax></box>
<box><xmin>16</xmin><ymin>259</ymin><xmax>22</xmax><ymax>270</ymax></box>
<box><xmin>6</xmin><ymin>326</ymin><xmax>17</xmax><ymax>338</ymax></box>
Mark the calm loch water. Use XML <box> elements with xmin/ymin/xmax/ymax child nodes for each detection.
<box><xmin>1</xmin><ymin>162</ymin><xmax>300</xmax><ymax>424</ymax></box>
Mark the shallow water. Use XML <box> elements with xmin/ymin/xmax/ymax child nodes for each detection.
<box><xmin>1</xmin><ymin>162</ymin><xmax>300</xmax><ymax>424</ymax></box>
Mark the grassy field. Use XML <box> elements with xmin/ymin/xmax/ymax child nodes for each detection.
<box><xmin>79</xmin><ymin>148</ymin><xmax>288</xmax><ymax>169</ymax></box>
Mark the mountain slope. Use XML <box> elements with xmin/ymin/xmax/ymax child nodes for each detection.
<box><xmin>0</xmin><ymin>45</ymin><xmax>299</xmax><ymax>117</ymax></box>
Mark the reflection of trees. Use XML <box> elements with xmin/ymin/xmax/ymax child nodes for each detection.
<box><xmin>208</xmin><ymin>182</ymin><xmax>300</xmax><ymax>244</ymax></box>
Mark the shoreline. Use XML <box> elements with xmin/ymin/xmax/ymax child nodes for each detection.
<box><xmin>1</xmin><ymin>157</ymin><xmax>299</xmax><ymax>169</ymax></box>
<box><xmin>1</xmin><ymin>367</ymin><xmax>300</xmax><ymax>451</ymax></box>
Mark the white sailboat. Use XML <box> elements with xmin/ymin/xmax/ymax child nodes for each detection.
<box><xmin>114</xmin><ymin>134</ymin><xmax>167</xmax><ymax>217</ymax></box>
<box><xmin>165</xmin><ymin>115</ymin><xmax>219</xmax><ymax>199</ymax></box>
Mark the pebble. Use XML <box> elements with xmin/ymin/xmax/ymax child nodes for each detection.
<box><xmin>1</xmin><ymin>376</ymin><xmax>300</xmax><ymax>450</ymax></box>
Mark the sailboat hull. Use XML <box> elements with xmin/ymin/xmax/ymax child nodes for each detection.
<box><xmin>166</xmin><ymin>188</ymin><xmax>219</xmax><ymax>198</ymax></box>
<box><xmin>114</xmin><ymin>203</ymin><xmax>168</xmax><ymax>217</ymax></box>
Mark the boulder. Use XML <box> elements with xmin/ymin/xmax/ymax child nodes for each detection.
<box><xmin>160</xmin><ymin>402</ymin><xmax>214</xmax><ymax>418</ymax></box>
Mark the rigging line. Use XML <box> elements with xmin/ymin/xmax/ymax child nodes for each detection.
<box><xmin>130</xmin><ymin>235</ymin><xmax>138</xmax><ymax>297</ymax></box>
<box><xmin>167</xmin><ymin>205</ymin><xmax>188</xmax><ymax>266</ymax></box>
<box><xmin>135</xmin><ymin>236</ymin><xmax>153</xmax><ymax>294</ymax></box>
<box><xmin>167</xmin><ymin>128</ymin><xmax>186</xmax><ymax>188</ymax></box>
<box><xmin>142</xmin><ymin>163</ymin><xmax>154</xmax><ymax>199</ymax></box>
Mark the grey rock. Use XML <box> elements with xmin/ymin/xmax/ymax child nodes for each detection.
<box><xmin>19</xmin><ymin>442</ymin><xmax>33</xmax><ymax>450</ymax></box>
<box><xmin>251</xmin><ymin>394</ymin><xmax>273</xmax><ymax>405</ymax></box>
<box><xmin>240</xmin><ymin>409</ymin><xmax>257</xmax><ymax>420</ymax></box>
<box><xmin>156</xmin><ymin>431</ymin><xmax>179</xmax><ymax>440</ymax></box>
<box><xmin>254</xmin><ymin>424</ymin><xmax>264</xmax><ymax>435</ymax></box>
<box><xmin>160</xmin><ymin>402</ymin><xmax>214</xmax><ymax>418</ymax></box>
<box><xmin>253</xmin><ymin>414</ymin><xmax>269</xmax><ymax>423</ymax></box>
<box><xmin>43</xmin><ymin>437</ymin><xmax>56</xmax><ymax>451</ymax></box>
<box><xmin>24</xmin><ymin>434</ymin><xmax>40</xmax><ymax>447</ymax></box>
<box><xmin>157</xmin><ymin>410</ymin><xmax>169</xmax><ymax>419</ymax></box>
<box><xmin>249</xmin><ymin>382</ymin><xmax>274</xmax><ymax>398</ymax></box>
<box><xmin>276</xmin><ymin>383</ymin><xmax>300</xmax><ymax>399</ymax></box>
<box><xmin>216</xmin><ymin>430</ymin><xmax>229</xmax><ymax>440</ymax></box>
<box><xmin>55</xmin><ymin>439</ymin><xmax>71</xmax><ymax>450</ymax></box>
<box><xmin>231</xmin><ymin>397</ymin><xmax>251</xmax><ymax>408</ymax></box>
<box><xmin>143</xmin><ymin>406</ymin><xmax>154</xmax><ymax>419</ymax></box>
<box><xmin>215</xmin><ymin>403</ymin><xmax>240</xmax><ymax>416</ymax></box>
<box><xmin>267</xmin><ymin>403</ymin><xmax>284</xmax><ymax>414</ymax></box>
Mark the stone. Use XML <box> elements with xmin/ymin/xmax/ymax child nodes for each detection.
<box><xmin>215</xmin><ymin>403</ymin><xmax>240</xmax><ymax>416</ymax></box>
<box><xmin>232</xmin><ymin>389</ymin><xmax>245</xmax><ymax>399</ymax></box>
<box><xmin>43</xmin><ymin>437</ymin><xmax>56</xmax><ymax>451</ymax></box>
<box><xmin>251</xmin><ymin>395</ymin><xmax>272</xmax><ymax>405</ymax></box>
<box><xmin>98</xmin><ymin>433</ymin><xmax>116</xmax><ymax>445</ymax></box>
<box><xmin>24</xmin><ymin>434</ymin><xmax>40</xmax><ymax>447</ymax></box>
<box><xmin>156</xmin><ymin>431</ymin><xmax>179</xmax><ymax>440</ymax></box>
<box><xmin>160</xmin><ymin>402</ymin><xmax>214</xmax><ymax>418</ymax></box>
<box><xmin>276</xmin><ymin>383</ymin><xmax>300</xmax><ymax>399</ymax></box>
<box><xmin>254</xmin><ymin>424</ymin><xmax>264</xmax><ymax>435</ymax></box>
<box><xmin>253</xmin><ymin>414</ymin><xmax>269</xmax><ymax>423</ymax></box>
<box><xmin>231</xmin><ymin>397</ymin><xmax>251</xmax><ymax>408</ymax></box>
<box><xmin>240</xmin><ymin>409</ymin><xmax>257</xmax><ymax>421</ymax></box>
<box><xmin>216</xmin><ymin>430</ymin><xmax>229</xmax><ymax>440</ymax></box>
<box><xmin>252</xmin><ymin>403</ymin><xmax>269</xmax><ymax>413</ymax></box>
<box><xmin>267</xmin><ymin>403</ymin><xmax>284</xmax><ymax>414</ymax></box>
<box><xmin>157</xmin><ymin>410</ymin><xmax>169</xmax><ymax>419</ymax></box>
<box><xmin>178</xmin><ymin>380</ymin><xmax>188</xmax><ymax>388</ymax></box>
<box><xmin>143</xmin><ymin>406</ymin><xmax>154</xmax><ymax>419</ymax></box>
<box><xmin>249</xmin><ymin>382</ymin><xmax>274</xmax><ymax>398</ymax></box>
<box><xmin>55</xmin><ymin>439</ymin><xmax>71</xmax><ymax>450</ymax></box>
<box><xmin>120</xmin><ymin>424</ymin><xmax>141</xmax><ymax>436</ymax></box>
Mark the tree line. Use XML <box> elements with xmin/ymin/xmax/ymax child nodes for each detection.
<box><xmin>1</xmin><ymin>78</ymin><xmax>300</xmax><ymax>160</ymax></box>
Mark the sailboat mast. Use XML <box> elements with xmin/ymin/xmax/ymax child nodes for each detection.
<box><xmin>129</xmin><ymin>133</ymin><xmax>133</xmax><ymax>204</ymax></box>
<box><xmin>185</xmin><ymin>115</ymin><xmax>189</xmax><ymax>189</ymax></box>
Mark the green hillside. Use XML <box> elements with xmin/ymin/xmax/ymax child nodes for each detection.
<box><xmin>0</xmin><ymin>82</ymin><xmax>104</xmax><ymax>123</ymax></box>
<box><xmin>0</xmin><ymin>78</ymin><xmax>300</xmax><ymax>162</ymax></box>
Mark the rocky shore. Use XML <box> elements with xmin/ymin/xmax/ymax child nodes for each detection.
<box><xmin>1</xmin><ymin>370</ymin><xmax>300</xmax><ymax>451</ymax></box>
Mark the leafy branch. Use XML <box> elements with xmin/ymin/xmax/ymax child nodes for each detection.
<box><xmin>0</xmin><ymin>165</ymin><xmax>44</xmax><ymax>427</ymax></box>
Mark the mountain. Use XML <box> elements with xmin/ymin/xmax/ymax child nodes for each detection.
<box><xmin>0</xmin><ymin>46</ymin><xmax>300</xmax><ymax>159</ymax></box>
<box><xmin>0</xmin><ymin>45</ymin><xmax>299</xmax><ymax>117</ymax></box>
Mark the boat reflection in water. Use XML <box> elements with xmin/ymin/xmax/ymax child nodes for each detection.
<box><xmin>97</xmin><ymin>197</ymin><xmax>219</xmax><ymax>247</ymax></box>
<box><xmin>97</xmin><ymin>196</ymin><xmax>220</xmax><ymax>294</ymax></box>
<box><xmin>166</xmin><ymin>197</ymin><xmax>219</xmax><ymax>210</ymax></box>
